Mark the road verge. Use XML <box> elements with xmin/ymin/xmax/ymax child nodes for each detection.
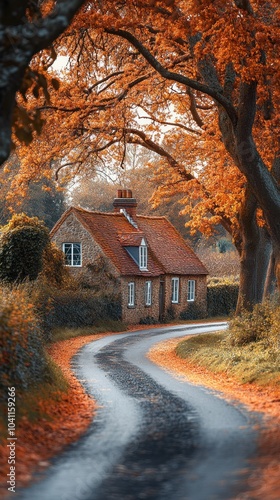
<box><xmin>147</xmin><ymin>335</ymin><xmax>280</xmax><ymax>500</ymax></box>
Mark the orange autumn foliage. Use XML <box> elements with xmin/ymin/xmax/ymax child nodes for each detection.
<box><xmin>5</xmin><ymin>1</ymin><xmax>279</xmax><ymax>261</ymax></box>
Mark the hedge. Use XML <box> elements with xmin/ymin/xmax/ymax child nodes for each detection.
<box><xmin>44</xmin><ymin>289</ymin><xmax>122</xmax><ymax>331</ymax></box>
<box><xmin>207</xmin><ymin>277</ymin><xmax>239</xmax><ymax>317</ymax></box>
<box><xmin>0</xmin><ymin>214</ymin><xmax>49</xmax><ymax>283</ymax></box>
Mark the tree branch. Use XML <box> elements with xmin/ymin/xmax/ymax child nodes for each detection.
<box><xmin>0</xmin><ymin>0</ymin><xmax>87</xmax><ymax>166</ymax></box>
<box><xmin>123</xmin><ymin>126</ymin><xmax>235</xmax><ymax>237</ymax></box>
<box><xmin>234</xmin><ymin>0</ymin><xmax>254</xmax><ymax>14</ymax></box>
<box><xmin>105</xmin><ymin>28</ymin><xmax>238</xmax><ymax>127</ymax></box>
<box><xmin>138</xmin><ymin>107</ymin><xmax>201</xmax><ymax>135</ymax></box>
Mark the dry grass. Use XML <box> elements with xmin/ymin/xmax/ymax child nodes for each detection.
<box><xmin>176</xmin><ymin>332</ymin><xmax>280</xmax><ymax>385</ymax></box>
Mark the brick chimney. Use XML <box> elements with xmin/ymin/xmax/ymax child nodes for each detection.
<box><xmin>113</xmin><ymin>189</ymin><xmax>137</xmax><ymax>217</ymax></box>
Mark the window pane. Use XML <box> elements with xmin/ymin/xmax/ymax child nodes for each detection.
<box><xmin>63</xmin><ymin>243</ymin><xmax>73</xmax><ymax>265</ymax></box>
<box><xmin>172</xmin><ymin>278</ymin><xmax>179</xmax><ymax>303</ymax></box>
<box><xmin>128</xmin><ymin>282</ymin><xmax>135</xmax><ymax>306</ymax></box>
<box><xmin>187</xmin><ymin>280</ymin><xmax>195</xmax><ymax>301</ymax></box>
<box><xmin>62</xmin><ymin>243</ymin><xmax>81</xmax><ymax>266</ymax></box>
<box><xmin>139</xmin><ymin>245</ymin><xmax>147</xmax><ymax>269</ymax></box>
<box><xmin>73</xmin><ymin>243</ymin><xmax>81</xmax><ymax>265</ymax></box>
<box><xmin>145</xmin><ymin>281</ymin><xmax>152</xmax><ymax>306</ymax></box>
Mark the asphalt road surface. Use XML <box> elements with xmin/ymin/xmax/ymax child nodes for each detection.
<box><xmin>16</xmin><ymin>323</ymin><xmax>262</xmax><ymax>500</ymax></box>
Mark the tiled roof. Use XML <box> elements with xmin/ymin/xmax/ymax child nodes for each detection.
<box><xmin>118</xmin><ymin>232</ymin><xmax>145</xmax><ymax>247</ymax></box>
<box><xmin>136</xmin><ymin>216</ymin><xmax>208</xmax><ymax>275</ymax></box>
<box><xmin>51</xmin><ymin>207</ymin><xmax>208</xmax><ymax>277</ymax></box>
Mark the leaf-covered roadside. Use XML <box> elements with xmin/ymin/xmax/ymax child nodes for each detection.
<box><xmin>0</xmin><ymin>334</ymin><xmax>107</xmax><ymax>498</ymax></box>
<box><xmin>147</xmin><ymin>336</ymin><xmax>280</xmax><ymax>500</ymax></box>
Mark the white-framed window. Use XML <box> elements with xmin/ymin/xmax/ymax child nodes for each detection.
<box><xmin>128</xmin><ymin>282</ymin><xmax>135</xmax><ymax>307</ymax></box>
<box><xmin>139</xmin><ymin>238</ymin><xmax>148</xmax><ymax>270</ymax></box>
<box><xmin>62</xmin><ymin>243</ymin><xmax>82</xmax><ymax>266</ymax></box>
<box><xmin>145</xmin><ymin>281</ymin><xmax>152</xmax><ymax>306</ymax></box>
<box><xmin>187</xmin><ymin>280</ymin><xmax>196</xmax><ymax>302</ymax></box>
<box><xmin>171</xmin><ymin>277</ymin><xmax>179</xmax><ymax>303</ymax></box>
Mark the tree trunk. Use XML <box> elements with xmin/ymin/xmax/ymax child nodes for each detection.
<box><xmin>256</xmin><ymin>228</ymin><xmax>272</xmax><ymax>302</ymax></box>
<box><xmin>235</xmin><ymin>189</ymin><xmax>270</xmax><ymax>313</ymax></box>
<box><xmin>263</xmin><ymin>251</ymin><xmax>276</xmax><ymax>300</ymax></box>
<box><xmin>234</xmin><ymin>84</ymin><xmax>280</xmax><ymax>294</ymax></box>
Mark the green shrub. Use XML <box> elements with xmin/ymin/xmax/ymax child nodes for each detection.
<box><xmin>0</xmin><ymin>286</ymin><xmax>48</xmax><ymax>397</ymax></box>
<box><xmin>139</xmin><ymin>316</ymin><xmax>158</xmax><ymax>325</ymax></box>
<box><xmin>0</xmin><ymin>214</ymin><xmax>49</xmax><ymax>283</ymax></box>
<box><xmin>179</xmin><ymin>302</ymin><xmax>205</xmax><ymax>320</ymax></box>
<box><xmin>207</xmin><ymin>276</ymin><xmax>239</xmax><ymax>317</ymax></box>
<box><xmin>41</xmin><ymin>241</ymin><xmax>70</xmax><ymax>287</ymax></box>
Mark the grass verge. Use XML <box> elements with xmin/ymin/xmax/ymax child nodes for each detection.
<box><xmin>50</xmin><ymin>319</ymin><xmax>127</xmax><ymax>342</ymax></box>
<box><xmin>176</xmin><ymin>332</ymin><xmax>280</xmax><ymax>386</ymax></box>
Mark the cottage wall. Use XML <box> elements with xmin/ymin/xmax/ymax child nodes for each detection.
<box><xmin>51</xmin><ymin>212</ymin><xmax>119</xmax><ymax>285</ymax></box>
<box><xmin>120</xmin><ymin>274</ymin><xmax>207</xmax><ymax>324</ymax></box>
<box><xmin>163</xmin><ymin>274</ymin><xmax>207</xmax><ymax>318</ymax></box>
<box><xmin>120</xmin><ymin>276</ymin><xmax>161</xmax><ymax>324</ymax></box>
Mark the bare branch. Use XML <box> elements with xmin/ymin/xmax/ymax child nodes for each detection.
<box><xmin>105</xmin><ymin>28</ymin><xmax>238</xmax><ymax>127</ymax></box>
<box><xmin>137</xmin><ymin>112</ymin><xmax>201</xmax><ymax>136</ymax></box>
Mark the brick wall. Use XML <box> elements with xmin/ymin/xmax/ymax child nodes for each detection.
<box><xmin>163</xmin><ymin>274</ymin><xmax>207</xmax><ymax>318</ymax></box>
<box><xmin>120</xmin><ymin>276</ymin><xmax>161</xmax><ymax>324</ymax></box>
<box><xmin>120</xmin><ymin>275</ymin><xmax>207</xmax><ymax>323</ymax></box>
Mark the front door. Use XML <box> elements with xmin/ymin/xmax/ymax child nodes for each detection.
<box><xmin>159</xmin><ymin>280</ymin><xmax>165</xmax><ymax>322</ymax></box>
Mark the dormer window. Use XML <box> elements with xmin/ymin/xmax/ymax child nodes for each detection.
<box><xmin>139</xmin><ymin>238</ymin><xmax>148</xmax><ymax>270</ymax></box>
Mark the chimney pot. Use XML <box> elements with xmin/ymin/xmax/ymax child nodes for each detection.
<box><xmin>113</xmin><ymin>189</ymin><xmax>137</xmax><ymax>217</ymax></box>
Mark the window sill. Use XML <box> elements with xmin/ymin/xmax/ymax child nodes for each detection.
<box><xmin>65</xmin><ymin>265</ymin><xmax>82</xmax><ymax>268</ymax></box>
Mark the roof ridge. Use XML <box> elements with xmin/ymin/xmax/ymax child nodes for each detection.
<box><xmin>135</xmin><ymin>214</ymin><xmax>167</xmax><ymax>220</ymax></box>
<box><xmin>72</xmin><ymin>206</ymin><xmax>120</xmax><ymax>216</ymax></box>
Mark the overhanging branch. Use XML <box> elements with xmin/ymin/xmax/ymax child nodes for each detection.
<box><xmin>105</xmin><ymin>28</ymin><xmax>238</xmax><ymax>127</ymax></box>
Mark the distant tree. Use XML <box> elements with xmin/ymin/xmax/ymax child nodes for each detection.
<box><xmin>0</xmin><ymin>158</ymin><xmax>65</xmax><ymax>228</ymax></box>
<box><xmin>20</xmin><ymin>178</ymin><xmax>66</xmax><ymax>229</ymax></box>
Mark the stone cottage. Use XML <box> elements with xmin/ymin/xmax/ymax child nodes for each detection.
<box><xmin>50</xmin><ymin>190</ymin><xmax>208</xmax><ymax>324</ymax></box>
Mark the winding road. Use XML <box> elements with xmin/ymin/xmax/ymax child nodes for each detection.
<box><xmin>16</xmin><ymin>323</ymin><xmax>262</xmax><ymax>500</ymax></box>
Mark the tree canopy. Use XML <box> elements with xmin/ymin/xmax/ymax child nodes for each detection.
<box><xmin>2</xmin><ymin>0</ymin><xmax>280</xmax><ymax>307</ymax></box>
